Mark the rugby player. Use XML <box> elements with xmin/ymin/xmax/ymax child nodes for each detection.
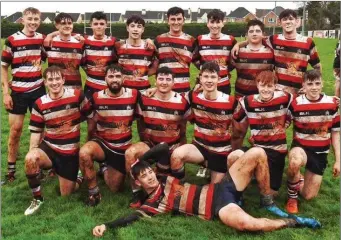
<box><xmin>23</xmin><ymin>66</ymin><xmax>91</xmax><ymax>215</ymax></box>
<box><xmin>92</xmin><ymin>143</ymin><xmax>321</xmax><ymax>237</ymax></box>
<box><xmin>232</xmin><ymin>70</ymin><xmax>293</xmax><ymax>194</ymax></box>
<box><xmin>1</xmin><ymin>7</ymin><xmax>46</xmax><ymax>183</ymax></box>
<box><xmin>193</xmin><ymin>9</ymin><xmax>237</xmax><ymax>94</ymax></box>
<box><xmin>170</xmin><ymin>61</ymin><xmax>237</xmax><ymax>184</ymax></box>
<box><xmin>285</xmin><ymin>69</ymin><xmax>340</xmax><ymax>213</ymax></box>
<box><xmin>333</xmin><ymin>41</ymin><xmax>340</xmax><ymax>97</ymax></box>
<box><xmin>124</xmin><ymin>66</ymin><xmax>190</xmax><ymax>208</ymax></box>
<box><xmin>154</xmin><ymin>7</ymin><xmax>196</xmax><ymax>93</ymax></box>
<box><xmin>44</xmin><ymin>13</ymin><xmax>84</xmax><ymax>89</ymax></box>
<box><xmin>232</xmin><ymin>9</ymin><xmax>321</xmax><ymax>95</ymax></box>
<box><xmin>79</xmin><ymin>64</ymin><xmax>140</xmax><ymax>206</ymax></box>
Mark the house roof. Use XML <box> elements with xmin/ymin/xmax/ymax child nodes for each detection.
<box><xmin>191</xmin><ymin>12</ymin><xmax>198</xmax><ymax>22</ymax></box>
<box><xmin>198</xmin><ymin>9</ymin><xmax>214</xmax><ymax>18</ymax></box>
<box><xmin>110</xmin><ymin>13</ymin><xmax>121</xmax><ymax>21</ymax></box>
<box><xmin>227</xmin><ymin>7</ymin><xmax>250</xmax><ymax>18</ymax></box>
<box><xmin>5</xmin><ymin>12</ymin><xmax>22</xmax><ymax>23</ymax></box>
<box><xmin>65</xmin><ymin>13</ymin><xmax>81</xmax><ymax>21</ymax></box>
<box><xmin>41</xmin><ymin>12</ymin><xmax>56</xmax><ymax>22</ymax></box>
<box><xmin>124</xmin><ymin>10</ymin><xmax>164</xmax><ymax>20</ymax></box>
<box><xmin>256</xmin><ymin>6</ymin><xmax>285</xmax><ymax>18</ymax></box>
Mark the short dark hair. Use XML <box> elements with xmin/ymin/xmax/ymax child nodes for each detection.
<box><xmin>279</xmin><ymin>9</ymin><xmax>297</xmax><ymax>20</ymax></box>
<box><xmin>247</xmin><ymin>19</ymin><xmax>265</xmax><ymax>33</ymax></box>
<box><xmin>255</xmin><ymin>70</ymin><xmax>277</xmax><ymax>85</ymax></box>
<box><xmin>126</xmin><ymin>15</ymin><xmax>145</xmax><ymax>27</ymax></box>
<box><xmin>90</xmin><ymin>11</ymin><xmax>107</xmax><ymax>22</ymax></box>
<box><xmin>207</xmin><ymin>9</ymin><xmax>225</xmax><ymax>22</ymax></box>
<box><xmin>304</xmin><ymin>69</ymin><xmax>322</xmax><ymax>82</ymax></box>
<box><xmin>167</xmin><ymin>7</ymin><xmax>185</xmax><ymax>18</ymax></box>
<box><xmin>55</xmin><ymin>12</ymin><xmax>73</xmax><ymax>24</ymax></box>
<box><xmin>200</xmin><ymin>61</ymin><xmax>220</xmax><ymax>74</ymax></box>
<box><xmin>105</xmin><ymin>64</ymin><xmax>123</xmax><ymax>75</ymax></box>
<box><xmin>43</xmin><ymin>65</ymin><xmax>64</xmax><ymax>79</ymax></box>
<box><xmin>156</xmin><ymin>67</ymin><xmax>174</xmax><ymax>79</ymax></box>
<box><xmin>131</xmin><ymin>161</ymin><xmax>152</xmax><ymax>180</ymax></box>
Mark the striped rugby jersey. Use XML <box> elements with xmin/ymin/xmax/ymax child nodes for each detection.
<box><xmin>186</xmin><ymin>91</ymin><xmax>237</xmax><ymax>155</ymax></box>
<box><xmin>1</xmin><ymin>31</ymin><xmax>45</xmax><ymax>93</ymax></box>
<box><xmin>115</xmin><ymin>39</ymin><xmax>156</xmax><ymax>91</ymax></box>
<box><xmin>45</xmin><ymin>36</ymin><xmax>84</xmax><ymax>89</ymax></box>
<box><xmin>289</xmin><ymin>94</ymin><xmax>340</xmax><ymax>154</ymax></box>
<box><xmin>194</xmin><ymin>34</ymin><xmax>237</xmax><ymax>91</ymax></box>
<box><xmin>233</xmin><ymin>91</ymin><xmax>293</xmax><ymax>153</ymax></box>
<box><xmin>137</xmin><ymin>92</ymin><xmax>190</xmax><ymax>151</ymax></box>
<box><xmin>154</xmin><ymin>32</ymin><xmax>196</xmax><ymax>92</ymax></box>
<box><xmin>88</xmin><ymin>88</ymin><xmax>139</xmax><ymax>152</ymax></box>
<box><xmin>231</xmin><ymin>45</ymin><xmax>274</xmax><ymax>99</ymax></box>
<box><xmin>82</xmin><ymin>35</ymin><xmax>118</xmax><ymax>91</ymax></box>
<box><xmin>265</xmin><ymin>34</ymin><xmax>320</xmax><ymax>94</ymax></box>
<box><xmin>29</xmin><ymin>88</ymin><xmax>92</xmax><ymax>155</ymax></box>
<box><xmin>137</xmin><ymin>176</ymin><xmax>216</xmax><ymax>220</ymax></box>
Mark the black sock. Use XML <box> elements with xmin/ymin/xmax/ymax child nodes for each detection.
<box><xmin>8</xmin><ymin>162</ymin><xmax>16</xmax><ymax>176</ymax></box>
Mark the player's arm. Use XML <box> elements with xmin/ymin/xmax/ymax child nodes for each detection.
<box><xmin>231</xmin><ymin>40</ymin><xmax>248</xmax><ymax>59</ymax></box>
<box><xmin>1</xmin><ymin>65</ymin><xmax>13</xmax><ymax>110</ymax></box>
<box><xmin>232</xmin><ymin>99</ymin><xmax>249</xmax><ymax>150</ymax></box>
<box><xmin>309</xmin><ymin>39</ymin><xmax>322</xmax><ymax>72</ymax></box>
<box><xmin>43</xmin><ymin>31</ymin><xmax>59</xmax><ymax>47</ymax></box>
<box><xmin>93</xmin><ymin>212</ymin><xmax>144</xmax><ymax>237</ymax></box>
<box><xmin>331</xmin><ymin>130</ymin><xmax>340</xmax><ymax>177</ymax></box>
<box><xmin>179</xmin><ymin>120</ymin><xmax>187</xmax><ymax>145</ymax></box>
<box><xmin>29</xmin><ymin>132</ymin><xmax>43</xmax><ymax>150</ymax></box>
<box><xmin>148</xmin><ymin>58</ymin><xmax>159</xmax><ymax>76</ymax></box>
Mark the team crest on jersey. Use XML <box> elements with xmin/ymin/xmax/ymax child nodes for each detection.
<box><xmin>174</xmin><ymin>110</ymin><xmax>179</xmax><ymax>115</ymax></box>
<box><xmin>325</xmin><ymin>111</ymin><xmax>330</xmax><ymax>115</ymax></box>
<box><xmin>280</xmin><ymin>105</ymin><xmax>284</xmax><ymax>109</ymax></box>
<box><xmin>104</xmin><ymin>47</ymin><xmax>108</xmax><ymax>51</ymax></box>
<box><xmin>127</xmin><ymin>105</ymin><xmax>132</xmax><ymax>110</ymax></box>
<box><xmin>287</xmin><ymin>62</ymin><xmax>299</xmax><ymax>75</ymax></box>
<box><xmin>183</xmin><ymin>46</ymin><xmax>187</xmax><ymax>51</ymax></box>
<box><xmin>221</xmin><ymin>110</ymin><xmax>225</xmax><ymax>115</ymax></box>
<box><xmin>263</xmin><ymin>60</ymin><xmax>268</xmax><ymax>64</ymax></box>
<box><xmin>73</xmin><ymin>49</ymin><xmax>77</xmax><ymax>53</ymax></box>
<box><xmin>65</xmin><ymin>104</ymin><xmax>71</xmax><ymax>110</ymax></box>
<box><xmin>223</xmin><ymin>46</ymin><xmax>227</xmax><ymax>50</ymax></box>
<box><xmin>297</xmin><ymin>49</ymin><xmax>302</xmax><ymax>54</ymax></box>
<box><xmin>144</xmin><ymin>57</ymin><xmax>147</xmax><ymax>61</ymax></box>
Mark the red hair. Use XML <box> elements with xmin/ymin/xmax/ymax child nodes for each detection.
<box><xmin>255</xmin><ymin>71</ymin><xmax>277</xmax><ymax>85</ymax></box>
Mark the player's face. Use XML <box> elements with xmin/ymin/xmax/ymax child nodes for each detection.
<box><xmin>303</xmin><ymin>78</ymin><xmax>323</xmax><ymax>100</ymax></box>
<box><xmin>156</xmin><ymin>73</ymin><xmax>174</xmax><ymax>93</ymax></box>
<box><xmin>136</xmin><ymin>167</ymin><xmax>159</xmax><ymax>191</ymax></box>
<box><xmin>56</xmin><ymin>18</ymin><xmax>73</xmax><ymax>36</ymax></box>
<box><xmin>168</xmin><ymin>14</ymin><xmax>184</xmax><ymax>34</ymax></box>
<box><xmin>200</xmin><ymin>70</ymin><xmax>219</xmax><ymax>92</ymax></box>
<box><xmin>280</xmin><ymin>15</ymin><xmax>299</xmax><ymax>34</ymax></box>
<box><xmin>44</xmin><ymin>71</ymin><xmax>65</xmax><ymax>95</ymax></box>
<box><xmin>127</xmin><ymin>22</ymin><xmax>144</xmax><ymax>40</ymax></box>
<box><xmin>257</xmin><ymin>81</ymin><xmax>275</xmax><ymax>101</ymax></box>
<box><xmin>22</xmin><ymin>12</ymin><xmax>41</xmax><ymax>33</ymax></box>
<box><xmin>105</xmin><ymin>70</ymin><xmax>123</xmax><ymax>94</ymax></box>
<box><xmin>207</xmin><ymin>19</ymin><xmax>224</xmax><ymax>36</ymax></box>
<box><xmin>247</xmin><ymin>25</ymin><xmax>263</xmax><ymax>44</ymax></box>
<box><xmin>91</xmin><ymin>18</ymin><xmax>107</xmax><ymax>38</ymax></box>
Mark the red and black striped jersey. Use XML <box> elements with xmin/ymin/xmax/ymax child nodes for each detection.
<box><xmin>265</xmin><ymin>34</ymin><xmax>320</xmax><ymax>94</ymax></box>
<box><xmin>154</xmin><ymin>32</ymin><xmax>196</xmax><ymax>92</ymax></box>
<box><xmin>288</xmin><ymin>94</ymin><xmax>340</xmax><ymax>154</ymax></box>
<box><xmin>233</xmin><ymin>91</ymin><xmax>293</xmax><ymax>153</ymax></box>
<box><xmin>137</xmin><ymin>176</ymin><xmax>216</xmax><ymax>220</ymax></box>
<box><xmin>231</xmin><ymin>45</ymin><xmax>274</xmax><ymax>99</ymax></box>
<box><xmin>1</xmin><ymin>31</ymin><xmax>45</xmax><ymax>93</ymax></box>
<box><xmin>29</xmin><ymin>88</ymin><xmax>91</xmax><ymax>155</ymax></box>
<box><xmin>82</xmin><ymin>35</ymin><xmax>118</xmax><ymax>91</ymax></box>
<box><xmin>115</xmin><ymin>40</ymin><xmax>156</xmax><ymax>91</ymax></box>
<box><xmin>186</xmin><ymin>91</ymin><xmax>237</xmax><ymax>155</ymax></box>
<box><xmin>88</xmin><ymin>88</ymin><xmax>139</xmax><ymax>152</ymax></box>
<box><xmin>45</xmin><ymin>36</ymin><xmax>84</xmax><ymax>89</ymax></box>
<box><xmin>137</xmin><ymin>92</ymin><xmax>190</xmax><ymax>151</ymax></box>
<box><xmin>194</xmin><ymin>34</ymin><xmax>237</xmax><ymax>90</ymax></box>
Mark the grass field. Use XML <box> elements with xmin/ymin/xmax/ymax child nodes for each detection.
<box><xmin>1</xmin><ymin>37</ymin><xmax>340</xmax><ymax>240</ymax></box>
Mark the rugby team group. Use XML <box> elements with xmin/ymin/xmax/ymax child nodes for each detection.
<box><xmin>1</xmin><ymin>5</ymin><xmax>340</xmax><ymax>237</ymax></box>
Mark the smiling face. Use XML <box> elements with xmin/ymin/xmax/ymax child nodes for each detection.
<box><xmin>247</xmin><ymin>25</ymin><xmax>263</xmax><ymax>44</ymax></box>
<box><xmin>105</xmin><ymin>69</ymin><xmax>124</xmax><ymax>94</ymax></box>
<box><xmin>127</xmin><ymin>21</ymin><xmax>144</xmax><ymax>40</ymax></box>
<box><xmin>303</xmin><ymin>78</ymin><xmax>323</xmax><ymax>100</ymax></box>
<box><xmin>135</xmin><ymin>167</ymin><xmax>159</xmax><ymax>192</ymax></box>
<box><xmin>280</xmin><ymin>15</ymin><xmax>299</xmax><ymax>34</ymax></box>
<box><xmin>207</xmin><ymin>18</ymin><xmax>224</xmax><ymax>37</ymax></box>
<box><xmin>200</xmin><ymin>70</ymin><xmax>219</xmax><ymax>92</ymax></box>
<box><xmin>168</xmin><ymin>13</ymin><xmax>184</xmax><ymax>35</ymax></box>
<box><xmin>55</xmin><ymin>18</ymin><xmax>73</xmax><ymax>36</ymax></box>
<box><xmin>44</xmin><ymin>71</ymin><xmax>65</xmax><ymax>95</ymax></box>
<box><xmin>22</xmin><ymin>12</ymin><xmax>41</xmax><ymax>35</ymax></box>
<box><xmin>156</xmin><ymin>73</ymin><xmax>174</xmax><ymax>94</ymax></box>
<box><xmin>257</xmin><ymin>81</ymin><xmax>276</xmax><ymax>101</ymax></box>
<box><xmin>91</xmin><ymin>18</ymin><xmax>107</xmax><ymax>38</ymax></box>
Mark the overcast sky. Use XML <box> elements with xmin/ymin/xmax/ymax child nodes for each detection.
<box><xmin>1</xmin><ymin>1</ymin><xmax>299</xmax><ymax>16</ymax></box>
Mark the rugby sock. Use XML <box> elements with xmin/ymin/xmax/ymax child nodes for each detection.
<box><xmin>260</xmin><ymin>194</ymin><xmax>274</xmax><ymax>206</ymax></box>
<box><xmin>76</xmin><ymin>171</ymin><xmax>84</xmax><ymax>186</ymax></box>
<box><xmin>98</xmin><ymin>162</ymin><xmax>108</xmax><ymax>175</ymax></box>
<box><xmin>287</xmin><ymin>180</ymin><xmax>301</xmax><ymax>199</ymax></box>
<box><xmin>89</xmin><ymin>186</ymin><xmax>100</xmax><ymax>196</ymax></box>
<box><xmin>26</xmin><ymin>172</ymin><xmax>43</xmax><ymax>201</ymax></box>
<box><xmin>7</xmin><ymin>162</ymin><xmax>16</xmax><ymax>177</ymax></box>
<box><xmin>171</xmin><ymin>166</ymin><xmax>185</xmax><ymax>180</ymax></box>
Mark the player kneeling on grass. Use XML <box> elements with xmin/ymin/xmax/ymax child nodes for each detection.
<box><xmin>24</xmin><ymin>66</ymin><xmax>91</xmax><ymax>215</ymax></box>
<box><xmin>285</xmin><ymin>69</ymin><xmax>340</xmax><ymax>214</ymax></box>
<box><xmin>92</xmin><ymin>143</ymin><xmax>321</xmax><ymax>237</ymax></box>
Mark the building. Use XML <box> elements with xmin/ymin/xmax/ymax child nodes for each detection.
<box><xmin>256</xmin><ymin>6</ymin><xmax>285</xmax><ymax>27</ymax></box>
<box><xmin>83</xmin><ymin>12</ymin><xmax>122</xmax><ymax>23</ymax></box>
<box><xmin>123</xmin><ymin>10</ymin><xmax>166</xmax><ymax>23</ymax></box>
<box><xmin>226</xmin><ymin>7</ymin><xmax>256</xmax><ymax>23</ymax></box>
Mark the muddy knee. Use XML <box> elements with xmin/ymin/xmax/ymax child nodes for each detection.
<box><xmin>170</xmin><ymin>149</ymin><xmax>184</xmax><ymax>169</ymax></box>
<box><xmin>227</xmin><ymin>150</ymin><xmax>244</xmax><ymax>168</ymax></box>
<box><xmin>25</xmin><ymin>151</ymin><xmax>40</xmax><ymax>174</ymax></box>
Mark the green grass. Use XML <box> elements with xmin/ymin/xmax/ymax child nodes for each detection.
<box><xmin>1</xmin><ymin>38</ymin><xmax>340</xmax><ymax>240</ymax></box>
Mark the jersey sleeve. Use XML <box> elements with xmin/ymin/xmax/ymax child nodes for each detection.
<box><xmin>1</xmin><ymin>38</ymin><xmax>13</xmax><ymax>66</ymax></box>
<box><xmin>183</xmin><ymin>91</ymin><xmax>193</xmax><ymax>121</ymax></box>
<box><xmin>135</xmin><ymin>92</ymin><xmax>143</xmax><ymax>119</ymax></box>
<box><xmin>29</xmin><ymin>101</ymin><xmax>45</xmax><ymax>133</ymax></box>
<box><xmin>308</xmin><ymin>39</ymin><xmax>320</xmax><ymax>68</ymax></box>
<box><xmin>332</xmin><ymin>97</ymin><xmax>340</xmax><ymax>132</ymax></box>
<box><xmin>233</xmin><ymin>98</ymin><xmax>247</xmax><ymax>122</ymax></box>
<box><xmin>264</xmin><ymin>35</ymin><xmax>273</xmax><ymax>50</ymax></box>
<box><xmin>104</xmin><ymin>212</ymin><xmax>144</xmax><ymax>229</ymax></box>
<box><xmin>79</xmin><ymin>91</ymin><xmax>93</xmax><ymax>119</ymax></box>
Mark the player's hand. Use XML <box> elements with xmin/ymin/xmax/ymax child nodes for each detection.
<box><xmin>332</xmin><ymin>162</ymin><xmax>340</xmax><ymax>177</ymax></box>
<box><xmin>44</xmin><ymin>31</ymin><xmax>59</xmax><ymax>47</ymax></box>
<box><xmin>92</xmin><ymin>224</ymin><xmax>106</xmax><ymax>237</ymax></box>
<box><xmin>297</xmin><ymin>87</ymin><xmax>305</xmax><ymax>95</ymax></box>
<box><xmin>74</xmin><ymin>34</ymin><xmax>85</xmax><ymax>44</ymax></box>
<box><xmin>145</xmin><ymin>38</ymin><xmax>155</xmax><ymax>50</ymax></box>
<box><xmin>143</xmin><ymin>87</ymin><xmax>157</xmax><ymax>98</ymax></box>
<box><xmin>193</xmin><ymin>84</ymin><xmax>203</xmax><ymax>92</ymax></box>
<box><xmin>231</xmin><ymin>43</ymin><xmax>240</xmax><ymax>59</ymax></box>
<box><xmin>3</xmin><ymin>93</ymin><xmax>13</xmax><ymax>110</ymax></box>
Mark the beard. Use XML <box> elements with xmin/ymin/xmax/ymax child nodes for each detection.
<box><xmin>108</xmin><ymin>85</ymin><xmax>122</xmax><ymax>94</ymax></box>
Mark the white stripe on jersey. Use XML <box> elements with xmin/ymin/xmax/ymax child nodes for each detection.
<box><xmin>295</xmin><ymin>131</ymin><xmax>331</xmax><ymax>141</ymax></box>
<box><xmin>13</xmin><ymin>49</ymin><xmax>42</xmax><ymax>58</ymax></box>
<box><xmin>11</xmin><ymin>79</ymin><xmax>43</xmax><ymax>88</ymax></box>
<box><xmin>86</xmin><ymin>76</ymin><xmax>107</xmax><ymax>86</ymax></box>
<box><xmin>158</xmin><ymin>47</ymin><xmax>193</xmax><ymax>58</ymax></box>
<box><xmin>193</xmin><ymin>109</ymin><xmax>232</xmax><ymax>121</ymax></box>
<box><xmin>118</xmin><ymin>58</ymin><xmax>151</xmax><ymax>66</ymax></box>
<box><xmin>143</xmin><ymin>111</ymin><xmax>184</xmax><ymax>121</ymax></box>
<box><xmin>12</xmin><ymin>66</ymin><xmax>42</xmax><ymax>74</ymax></box>
<box><xmin>200</xmin><ymin>34</ymin><xmax>232</xmax><ymax>41</ymax></box>
<box><xmin>44</xmin><ymin>108</ymin><xmax>79</xmax><ymax>121</ymax></box>
<box><xmin>47</xmin><ymin>51</ymin><xmax>82</xmax><ymax>60</ymax></box>
<box><xmin>159</xmin><ymin>62</ymin><xmax>190</xmax><ymax>69</ymax></box>
<box><xmin>96</xmin><ymin>109</ymin><xmax>135</xmax><ymax>117</ymax></box>
<box><xmin>44</xmin><ymin>140</ymin><xmax>80</xmax><ymax>151</ymax></box>
<box><xmin>40</xmin><ymin>88</ymin><xmax>76</xmax><ymax>104</ymax></box>
<box><xmin>199</xmin><ymin>49</ymin><xmax>230</xmax><ymax>56</ymax></box>
<box><xmin>193</xmin><ymin>140</ymin><xmax>232</xmax><ymax>153</ymax></box>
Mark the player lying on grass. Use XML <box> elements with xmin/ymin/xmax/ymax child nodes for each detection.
<box><xmin>92</xmin><ymin>143</ymin><xmax>321</xmax><ymax>237</ymax></box>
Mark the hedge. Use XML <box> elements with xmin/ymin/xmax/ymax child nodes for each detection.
<box><xmin>1</xmin><ymin>20</ymin><xmax>286</xmax><ymax>39</ymax></box>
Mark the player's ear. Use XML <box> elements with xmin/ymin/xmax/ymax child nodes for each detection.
<box><xmin>135</xmin><ymin>179</ymin><xmax>142</xmax><ymax>187</ymax></box>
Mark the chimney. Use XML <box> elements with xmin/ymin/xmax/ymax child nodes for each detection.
<box><xmin>198</xmin><ymin>8</ymin><xmax>200</xmax><ymax>14</ymax></box>
<box><xmin>142</xmin><ymin>9</ymin><xmax>146</xmax><ymax>15</ymax></box>
<box><xmin>188</xmin><ymin>8</ymin><xmax>191</xmax><ymax>15</ymax></box>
